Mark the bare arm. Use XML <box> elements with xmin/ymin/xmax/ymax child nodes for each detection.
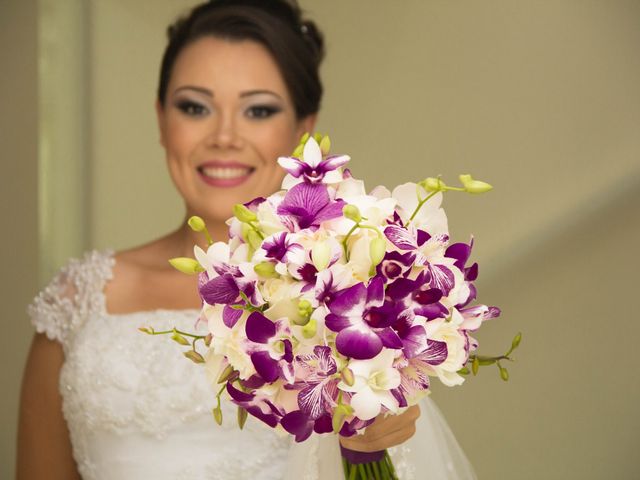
<box><xmin>17</xmin><ymin>333</ymin><xmax>80</xmax><ymax>480</ymax></box>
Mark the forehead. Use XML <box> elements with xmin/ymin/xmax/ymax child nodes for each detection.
<box><xmin>168</xmin><ymin>36</ymin><xmax>290</xmax><ymax>97</ymax></box>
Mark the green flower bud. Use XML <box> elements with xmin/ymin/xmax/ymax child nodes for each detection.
<box><xmin>459</xmin><ymin>174</ymin><xmax>493</xmax><ymax>194</ymax></box>
<box><xmin>212</xmin><ymin>406</ymin><xmax>223</xmax><ymax>425</ymax></box>
<box><xmin>233</xmin><ymin>204</ymin><xmax>258</xmax><ymax>223</ymax></box>
<box><xmin>138</xmin><ymin>326</ymin><xmax>154</xmax><ymax>335</ymax></box>
<box><xmin>187</xmin><ymin>215</ymin><xmax>206</xmax><ymax>232</ymax></box>
<box><xmin>299</xmin><ymin>132</ymin><xmax>310</xmax><ymax>144</ymax></box>
<box><xmin>421</xmin><ymin>177</ymin><xmax>445</xmax><ymax>192</ymax></box>
<box><xmin>292</xmin><ymin>143</ymin><xmax>304</xmax><ymax>158</ymax></box>
<box><xmin>297</xmin><ymin>299</ymin><xmax>313</xmax><ymax>318</ymax></box>
<box><xmin>472</xmin><ymin>356</ymin><xmax>480</xmax><ymax>375</ymax></box>
<box><xmin>311</xmin><ymin>241</ymin><xmax>331</xmax><ymax>271</ymax></box>
<box><xmin>254</xmin><ymin>261</ymin><xmax>278</xmax><ymax>278</ymax></box>
<box><xmin>313</xmin><ymin>132</ymin><xmax>323</xmax><ymax>143</ymax></box>
<box><xmin>246</xmin><ymin>229</ymin><xmax>263</xmax><ymax>251</ymax></box>
<box><xmin>171</xmin><ymin>329</ymin><xmax>190</xmax><ymax>346</ymax></box>
<box><xmin>369</xmin><ymin>237</ymin><xmax>386</xmax><ymax>267</ymax></box>
<box><xmin>512</xmin><ymin>332</ymin><xmax>522</xmax><ymax>350</ymax></box>
<box><xmin>478</xmin><ymin>357</ymin><xmax>497</xmax><ymax>366</ymax></box>
<box><xmin>302</xmin><ymin>318</ymin><xmax>318</xmax><ymax>339</ymax></box>
<box><xmin>342</xmin><ymin>204</ymin><xmax>362</xmax><ymax>223</ymax></box>
<box><xmin>237</xmin><ymin>407</ymin><xmax>248</xmax><ymax>430</ymax></box>
<box><xmin>341</xmin><ymin>367</ymin><xmax>355</xmax><ymax>387</ymax></box>
<box><xmin>217</xmin><ymin>364</ymin><xmax>236</xmax><ymax>384</ymax></box>
<box><xmin>204</xmin><ymin>333</ymin><xmax>212</xmax><ymax>347</ymax></box>
<box><xmin>184</xmin><ymin>350</ymin><xmax>205</xmax><ymax>364</ymax></box>
<box><xmin>319</xmin><ymin>135</ymin><xmax>331</xmax><ymax>155</ymax></box>
<box><xmin>169</xmin><ymin>257</ymin><xmax>205</xmax><ymax>275</ymax></box>
<box><xmin>499</xmin><ymin>366</ymin><xmax>509</xmax><ymax>381</ymax></box>
<box><xmin>458</xmin><ymin>366</ymin><xmax>470</xmax><ymax>375</ymax></box>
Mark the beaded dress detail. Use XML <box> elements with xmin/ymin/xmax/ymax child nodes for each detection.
<box><xmin>29</xmin><ymin>250</ymin><xmax>477</xmax><ymax>480</ymax></box>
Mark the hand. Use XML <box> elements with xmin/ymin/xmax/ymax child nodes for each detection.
<box><xmin>339</xmin><ymin>405</ymin><xmax>421</xmax><ymax>453</ymax></box>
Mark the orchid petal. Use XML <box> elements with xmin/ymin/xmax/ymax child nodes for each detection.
<box><xmin>246</xmin><ymin>311</ymin><xmax>276</xmax><ymax>344</ymax></box>
<box><xmin>336</xmin><ymin>326</ymin><xmax>383</xmax><ymax>359</ymax></box>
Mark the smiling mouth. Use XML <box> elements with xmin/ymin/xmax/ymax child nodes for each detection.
<box><xmin>196</xmin><ymin>164</ymin><xmax>256</xmax><ymax>188</ymax></box>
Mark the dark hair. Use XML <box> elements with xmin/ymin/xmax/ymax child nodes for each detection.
<box><xmin>158</xmin><ymin>0</ymin><xmax>325</xmax><ymax>119</ymax></box>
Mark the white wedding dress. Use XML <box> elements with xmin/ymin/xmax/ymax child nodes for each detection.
<box><xmin>29</xmin><ymin>250</ymin><xmax>478</xmax><ymax>480</ymax></box>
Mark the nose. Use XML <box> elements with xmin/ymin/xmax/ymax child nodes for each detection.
<box><xmin>208</xmin><ymin>110</ymin><xmax>242</xmax><ymax>149</ymax></box>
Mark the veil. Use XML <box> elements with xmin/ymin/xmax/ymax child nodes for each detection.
<box><xmin>284</xmin><ymin>396</ymin><xmax>477</xmax><ymax>480</ymax></box>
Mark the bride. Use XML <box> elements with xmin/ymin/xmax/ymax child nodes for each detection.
<box><xmin>17</xmin><ymin>1</ymin><xmax>476</xmax><ymax>478</ymax></box>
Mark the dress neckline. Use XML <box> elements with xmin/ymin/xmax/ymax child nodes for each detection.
<box><xmin>98</xmin><ymin>249</ymin><xmax>201</xmax><ymax>319</ymax></box>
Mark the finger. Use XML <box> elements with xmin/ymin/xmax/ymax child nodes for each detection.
<box><xmin>340</xmin><ymin>424</ymin><xmax>417</xmax><ymax>453</ymax></box>
<box><xmin>363</xmin><ymin>405</ymin><xmax>421</xmax><ymax>437</ymax></box>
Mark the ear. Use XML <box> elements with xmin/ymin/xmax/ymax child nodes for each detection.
<box><xmin>296</xmin><ymin>114</ymin><xmax>318</xmax><ymax>139</ymax></box>
<box><xmin>155</xmin><ymin>99</ymin><xmax>167</xmax><ymax>148</ymax></box>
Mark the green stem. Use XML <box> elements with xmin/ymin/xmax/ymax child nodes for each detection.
<box><xmin>407</xmin><ymin>190</ymin><xmax>439</xmax><ymax>224</ymax></box>
<box><xmin>146</xmin><ymin>328</ymin><xmax>206</xmax><ymax>340</ymax></box>
<box><xmin>342</xmin><ymin>223</ymin><xmax>360</xmax><ymax>261</ymax></box>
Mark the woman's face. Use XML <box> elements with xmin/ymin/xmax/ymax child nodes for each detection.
<box><xmin>157</xmin><ymin>36</ymin><xmax>315</xmax><ymax>226</ymax></box>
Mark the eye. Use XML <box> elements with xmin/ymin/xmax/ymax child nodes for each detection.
<box><xmin>176</xmin><ymin>100</ymin><xmax>209</xmax><ymax>117</ymax></box>
<box><xmin>246</xmin><ymin>105</ymin><xmax>281</xmax><ymax>119</ymax></box>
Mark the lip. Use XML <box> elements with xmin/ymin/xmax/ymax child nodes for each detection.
<box><xmin>197</xmin><ymin>160</ymin><xmax>255</xmax><ymax>188</ymax></box>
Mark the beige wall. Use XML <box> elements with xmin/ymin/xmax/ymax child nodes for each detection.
<box><xmin>4</xmin><ymin>1</ymin><xmax>639</xmax><ymax>479</ymax></box>
<box><xmin>1</xmin><ymin>1</ymin><xmax>39</xmax><ymax>479</ymax></box>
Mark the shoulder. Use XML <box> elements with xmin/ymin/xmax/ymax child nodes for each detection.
<box><xmin>28</xmin><ymin>250</ymin><xmax>115</xmax><ymax>345</ymax></box>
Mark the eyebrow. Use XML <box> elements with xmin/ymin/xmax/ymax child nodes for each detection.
<box><xmin>173</xmin><ymin>85</ymin><xmax>213</xmax><ymax>97</ymax></box>
<box><xmin>172</xmin><ymin>86</ymin><xmax>283</xmax><ymax>101</ymax></box>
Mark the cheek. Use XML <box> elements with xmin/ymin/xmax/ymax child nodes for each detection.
<box><xmin>164</xmin><ymin>118</ymin><xmax>205</xmax><ymax>163</ymax></box>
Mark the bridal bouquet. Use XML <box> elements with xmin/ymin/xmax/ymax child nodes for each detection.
<box><xmin>142</xmin><ymin>134</ymin><xmax>520</xmax><ymax>480</ymax></box>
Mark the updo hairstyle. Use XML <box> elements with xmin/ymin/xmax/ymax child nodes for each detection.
<box><xmin>158</xmin><ymin>0</ymin><xmax>325</xmax><ymax>119</ymax></box>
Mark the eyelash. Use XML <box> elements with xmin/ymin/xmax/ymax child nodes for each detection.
<box><xmin>246</xmin><ymin>105</ymin><xmax>282</xmax><ymax>119</ymax></box>
<box><xmin>176</xmin><ymin>100</ymin><xmax>208</xmax><ymax>117</ymax></box>
<box><xmin>175</xmin><ymin>101</ymin><xmax>282</xmax><ymax>119</ymax></box>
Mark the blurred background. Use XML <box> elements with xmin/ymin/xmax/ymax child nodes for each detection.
<box><xmin>2</xmin><ymin>0</ymin><xmax>639</xmax><ymax>478</ymax></box>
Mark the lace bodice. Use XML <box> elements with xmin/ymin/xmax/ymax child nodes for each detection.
<box><xmin>28</xmin><ymin>250</ymin><xmax>289</xmax><ymax>480</ymax></box>
<box><xmin>29</xmin><ymin>250</ymin><xmax>475</xmax><ymax>480</ymax></box>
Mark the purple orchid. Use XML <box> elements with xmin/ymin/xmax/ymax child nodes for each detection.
<box><xmin>292</xmin><ymin>346</ymin><xmax>339</xmax><ymax>420</ymax></box>
<box><xmin>261</xmin><ymin>231</ymin><xmax>303</xmax><ymax>263</ymax></box>
<box><xmin>280</xmin><ymin>410</ymin><xmax>332</xmax><ymax>443</ymax></box>
<box><xmin>376</xmin><ymin>250</ymin><xmax>415</xmax><ymax>282</ymax></box>
<box><xmin>386</xmin><ymin>272</ymin><xmax>449</xmax><ymax>321</ymax></box>
<box><xmin>226</xmin><ymin>381</ymin><xmax>282</xmax><ymax>428</ymax></box>
<box><xmin>245</xmin><ymin>311</ymin><xmax>294</xmax><ymax>383</ymax></box>
<box><xmin>199</xmin><ymin>273</ymin><xmax>262</xmax><ymax>309</ymax></box>
<box><xmin>394</xmin><ymin>338</ymin><xmax>448</xmax><ymax>403</ymax></box>
<box><xmin>277</xmin><ymin>136</ymin><xmax>350</xmax><ymax>185</ymax></box>
<box><xmin>277</xmin><ymin>182</ymin><xmax>346</xmax><ymax>231</ymax></box>
<box><xmin>325</xmin><ymin>277</ymin><xmax>403</xmax><ymax>360</ymax></box>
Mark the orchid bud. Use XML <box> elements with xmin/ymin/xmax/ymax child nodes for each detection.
<box><xmin>217</xmin><ymin>364</ymin><xmax>236</xmax><ymax>384</ymax></box>
<box><xmin>511</xmin><ymin>332</ymin><xmax>522</xmax><ymax>350</ymax></box>
<box><xmin>212</xmin><ymin>406</ymin><xmax>223</xmax><ymax>425</ymax></box>
<box><xmin>184</xmin><ymin>350</ymin><xmax>205</xmax><ymax>364</ymax></box>
<box><xmin>472</xmin><ymin>356</ymin><xmax>480</xmax><ymax>375</ymax></box>
<box><xmin>311</xmin><ymin>241</ymin><xmax>331</xmax><ymax>271</ymax></box>
<box><xmin>292</xmin><ymin>144</ymin><xmax>304</xmax><ymax>158</ymax></box>
<box><xmin>237</xmin><ymin>407</ymin><xmax>248</xmax><ymax>430</ymax></box>
<box><xmin>499</xmin><ymin>366</ymin><xmax>509</xmax><ymax>381</ymax></box>
<box><xmin>302</xmin><ymin>318</ymin><xmax>317</xmax><ymax>339</ymax></box>
<box><xmin>458</xmin><ymin>366</ymin><xmax>470</xmax><ymax>375</ymax></box>
<box><xmin>204</xmin><ymin>333</ymin><xmax>212</xmax><ymax>347</ymax></box>
<box><xmin>369</xmin><ymin>237</ymin><xmax>386</xmax><ymax>267</ymax></box>
<box><xmin>187</xmin><ymin>215</ymin><xmax>206</xmax><ymax>232</ymax></box>
<box><xmin>171</xmin><ymin>329</ymin><xmax>190</xmax><ymax>346</ymax></box>
<box><xmin>459</xmin><ymin>174</ymin><xmax>493</xmax><ymax>194</ymax></box>
<box><xmin>169</xmin><ymin>257</ymin><xmax>204</xmax><ymax>275</ymax></box>
<box><xmin>313</xmin><ymin>132</ymin><xmax>323</xmax><ymax>143</ymax></box>
<box><xmin>478</xmin><ymin>357</ymin><xmax>497</xmax><ymax>366</ymax></box>
<box><xmin>421</xmin><ymin>177</ymin><xmax>445</xmax><ymax>192</ymax></box>
<box><xmin>233</xmin><ymin>204</ymin><xmax>258</xmax><ymax>223</ymax></box>
<box><xmin>299</xmin><ymin>132</ymin><xmax>310</xmax><ymax>144</ymax></box>
<box><xmin>254</xmin><ymin>261</ymin><xmax>278</xmax><ymax>278</ymax></box>
<box><xmin>319</xmin><ymin>135</ymin><xmax>331</xmax><ymax>155</ymax></box>
<box><xmin>297</xmin><ymin>299</ymin><xmax>313</xmax><ymax>318</ymax></box>
<box><xmin>342</xmin><ymin>204</ymin><xmax>362</xmax><ymax>223</ymax></box>
<box><xmin>138</xmin><ymin>326</ymin><xmax>154</xmax><ymax>335</ymax></box>
<box><xmin>341</xmin><ymin>367</ymin><xmax>355</xmax><ymax>387</ymax></box>
<box><xmin>246</xmin><ymin>229</ymin><xmax>263</xmax><ymax>251</ymax></box>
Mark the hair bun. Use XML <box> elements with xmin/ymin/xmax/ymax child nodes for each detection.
<box><xmin>300</xmin><ymin>20</ymin><xmax>325</xmax><ymax>64</ymax></box>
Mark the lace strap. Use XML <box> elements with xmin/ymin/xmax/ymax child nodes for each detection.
<box><xmin>28</xmin><ymin>250</ymin><xmax>115</xmax><ymax>346</ymax></box>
